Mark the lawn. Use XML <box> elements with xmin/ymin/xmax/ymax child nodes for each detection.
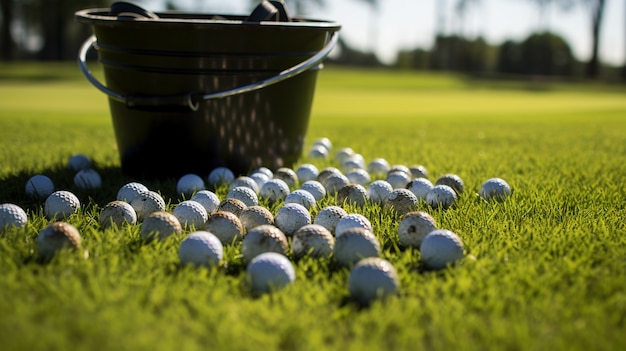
<box><xmin>0</xmin><ymin>63</ymin><xmax>625</xmax><ymax>351</ymax></box>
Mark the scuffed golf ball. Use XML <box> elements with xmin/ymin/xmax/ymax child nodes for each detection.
<box><xmin>479</xmin><ymin>177</ymin><xmax>511</xmax><ymax>202</ymax></box>
<box><xmin>100</xmin><ymin>200</ymin><xmax>137</xmax><ymax>228</ymax></box>
<box><xmin>349</xmin><ymin>257</ymin><xmax>400</xmax><ymax>305</ymax></box>
<box><xmin>384</xmin><ymin>189</ymin><xmax>419</xmax><ymax>216</ymax></box>
<box><xmin>25</xmin><ymin>174</ymin><xmax>55</xmax><ymax>199</ymax></box>
<box><xmin>0</xmin><ymin>203</ymin><xmax>28</xmax><ymax>230</ymax></box>
<box><xmin>208</xmin><ymin>167</ymin><xmax>235</xmax><ymax>188</ymax></box>
<box><xmin>44</xmin><ymin>190</ymin><xmax>80</xmax><ymax>220</ymax></box>
<box><xmin>366</xmin><ymin>180</ymin><xmax>393</xmax><ymax>204</ymax></box>
<box><xmin>176</xmin><ymin>173</ymin><xmax>205</xmax><ymax>197</ymax></box>
<box><xmin>397</xmin><ymin>211</ymin><xmax>437</xmax><ymax>248</ymax></box>
<box><xmin>116</xmin><ymin>182</ymin><xmax>149</xmax><ymax>203</ymax></box>
<box><xmin>299</xmin><ymin>180</ymin><xmax>326</xmax><ymax>202</ymax></box>
<box><xmin>73</xmin><ymin>169</ymin><xmax>102</xmax><ymax>190</ymax></box>
<box><xmin>337</xmin><ymin>184</ymin><xmax>368</xmax><ymax>208</ymax></box>
<box><xmin>247</xmin><ymin>252</ymin><xmax>295</xmax><ymax>294</ymax></box>
<box><xmin>179</xmin><ymin>231</ymin><xmax>223</xmax><ymax>268</ymax></box>
<box><xmin>205</xmin><ymin>211</ymin><xmax>244</xmax><ymax>245</ymax></box>
<box><xmin>295</xmin><ymin>163</ymin><xmax>319</xmax><ymax>183</ymax></box>
<box><xmin>426</xmin><ymin>185</ymin><xmax>457</xmax><ymax>210</ymax></box>
<box><xmin>67</xmin><ymin>153</ymin><xmax>91</xmax><ymax>171</ymax></box>
<box><xmin>239</xmin><ymin>205</ymin><xmax>274</xmax><ymax>232</ymax></box>
<box><xmin>259</xmin><ymin>178</ymin><xmax>290</xmax><ymax>204</ymax></box>
<box><xmin>335</xmin><ymin>213</ymin><xmax>373</xmax><ymax>237</ymax></box>
<box><xmin>37</xmin><ymin>221</ymin><xmax>87</xmax><ymax>261</ymax></box>
<box><xmin>334</xmin><ymin>227</ymin><xmax>381</xmax><ymax>266</ymax></box>
<box><xmin>420</xmin><ymin>229</ymin><xmax>464</xmax><ymax>270</ymax></box>
<box><xmin>139</xmin><ymin>211</ymin><xmax>182</xmax><ymax>241</ymax></box>
<box><xmin>173</xmin><ymin>200</ymin><xmax>208</xmax><ymax>229</ymax></box>
<box><xmin>407</xmin><ymin>178</ymin><xmax>434</xmax><ymax>201</ymax></box>
<box><xmin>191</xmin><ymin>190</ymin><xmax>221</xmax><ymax>215</ymax></box>
<box><xmin>226</xmin><ymin>186</ymin><xmax>259</xmax><ymax>207</ymax></box>
<box><xmin>435</xmin><ymin>173</ymin><xmax>464</xmax><ymax>195</ymax></box>
<box><xmin>217</xmin><ymin>198</ymin><xmax>247</xmax><ymax>217</ymax></box>
<box><xmin>292</xmin><ymin>224</ymin><xmax>334</xmax><ymax>259</ymax></box>
<box><xmin>274</xmin><ymin>203</ymin><xmax>311</xmax><ymax>236</ymax></box>
<box><xmin>241</xmin><ymin>224</ymin><xmax>288</xmax><ymax>263</ymax></box>
<box><xmin>284</xmin><ymin>189</ymin><xmax>317</xmax><ymax>210</ymax></box>
<box><xmin>314</xmin><ymin>205</ymin><xmax>348</xmax><ymax>234</ymax></box>
<box><xmin>130</xmin><ymin>190</ymin><xmax>166</xmax><ymax>221</ymax></box>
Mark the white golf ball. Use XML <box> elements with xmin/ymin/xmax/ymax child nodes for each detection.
<box><xmin>349</xmin><ymin>257</ymin><xmax>400</xmax><ymax>305</ymax></box>
<box><xmin>314</xmin><ymin>205</ymin><xmax>348</xmax><ymax>234</ymax></box>
<box><xmin>100</xmin><ymin>200</ymin><xmax>137</xmax><ymax>228</ymax></box>
<box><xmin>335</xmin><ymin>147</ymin><xmax>355</xmax><ymax>165</ymax></box>
<box><xmin>407</xmin><ymin>178</ymin><xmax>434</xmax><ymax>201</ymax></box>
<box><xmin>44</xmin><ymin>190</ymin><xmax>80</xmax><ymax>220</ymax></box>
<box><xmin>247</xmin><ymin>252</ymin><xmax>295</xmax><ymax>294</ymax></box>
<box><xmin>335</xmin><ymin>213</ymin><xmax>373</xmax><ymax>237</ymax></box>
<box><xmin>426</xmin><ymin>185</ymin><xmax>457</xmax><ymax>210</ymax></box>
<box><xmin>323</xmin><ymin>173</ymin><xmax>350</xmax><ymax>195</ymax></box>
<box><xmin>366</xmin><ymin>180</ymin><xmax>393</xmax><ymax>204</ymax></box>
<box><xmin>116</xmin><ymin>182</ymin><xmax>149</xmax><ymax>203</ymax></box>
<box><xmin>241</xmin><ymin>224</ymin><xmax>289</xmax><ymax>263</ymax></box>
<box><xmin>342</xmin><ymin>157</ymin><xmax>364</xmax><ymax>173</ymax></box>
<box><xmin>292</xmin><ymin>224</ymin><xmax>334</xmax><ymax>259</ymax></box>
<box><xmin>67</xmin><ymin>153</ymin><xmax>91</xmax><ymax>171</ymax></box>
<box><xmin>176</xmin><ymin>173</ymin><xmax>205</xmax><ymax>197</ymax></box>
<box><xmin>316</xmin><ymin>167</ymin><xmax>342</xmax><ymax>184</ymax></box>
<box><xmin>179</xmin><ymin>231</ymin><xmax>223</xmax><ymax>268</ymax></box>
<box><xmin>249</xmin><ymin>172</ymin><xmax>270</xmax><ymax>190</ymax></box>
<box><xmin>295</xmin><ymin>164</ymin><xmax>319</xmax><ymax>183</ymax></box>
<box><xmin>37</xmin><ymin>221</ymin><xmax>87</xmax><ymax>261</ymax></box>
<box><xmin>229</xmin><ymin>176</ymin><xmax>260</xmax><ymax>194</ymax></box>
<box><xmin>284</xmin><ymin>189</ymin><xmax>317</xmax><ymax>210</ymax></box>
<box><xmin>25</xmin><ymin>174</ymin><xmax>55</xmax><ymax>199</ymax></box>
<box><xmin>208</xmin><ymin>167</ymin><xmax>235</xmax><ymax>188</ymax></box>
<box><xmin>385</xmin><ymin>170</ymin><xmax>411</xmax><ymax>190</ymax></box>
<box><xmin>389</xmin><ymin>164</ymin><xmax>411</xmax><ymax>176</ymax></box>
<box><xmin>384</xmin><ymin>189</ymin><xmax>419</xmax><ymax>216</ymax></box>
<box><xmin>345</xmin><ymin>169</ymin><xmax>371</xmax><ymax>186</ymax></box>
<box><xmin>312</xmin><ymin>137</ymin><xmax>332</xmax><ymax>151</ymax></box>
<box><xmin>337</xmin><ymin>184</ymin><xmax>368</xmax><ymax>208</ymax></box>
<box><xmin>420</xmin><ymin>229</ymin><xmax>464</xmax><ymax>270</ymax></box>
<box><xmin>397</xmin><ymin>211</ymin><xmax>438</xmax><ymax>248</ymax></box>
<box><xmin>367</xmin><ymin>158</ymin><xmax>391</xmax><ymax>177</ymax></box>
<box><xmin>479</xmin><ymin>177</ymin><xmax>511</xmax><ymax>202</ymax></box>
<box><xmin>173</xmin><ymin>200</ymin><xmax>208</xmax><ymax>229</ymax></box>
<box><xmin>409</xmin><ymin>165</ymin><xmax>429</xmax><ymax>179</ymax></box>
<box><xmin>130</xmin><ymin>190</ymin><xmax>166</xmax><ymax>221</ymax></box>
<box><xmin>435</xmin><ymin>173</ymin><xmax>465</xmax><ymax>195</ymax></box>
<box><xmin>239</xmin><ymin>205</ymin><xmax>274</xmax><ymax>232</ymax></box>
<box><xmin>274</xmin><ymin>203</ymin><xmax>311</xmax><ymax>236</ymax></box>
<box><xmin>299</xmin><ymin>180</ymin><xmax>326</xmax><ymax>202</ymax></box>
<box><xmin>73</xmin><ymin>169</ymin><xmax>102</xmax><ymax>190</ymax></box>
<box><xmin>259</xmin><ymin>178</ymin><xmax>290</xmax><ymax>204</ymax></box>
<box><xmin>251</xmin><ymin>166</ymin><xmax>273</xmax><ymax>179</ymax></box>
<box><xmin>226</xmin><ymin>186</ymin><xmax>259</xmax><ymax>207</ymax></box>
<box><xmin>205</xmin><ymin>211</ymin><xmax>244</xmax><ymax>245</ymax></box>
<box><xmin>0</xmin><ymin>203</ymin><xmax>28</xmax><ymax>230</ymax></box>
<box><xmin>191</xmin><ymin>190</ymin><xmax>221</xmax><ymax>215</ymax></box>
<box><xmin>308</xmin><ymin>145</ymin><xmax>329</xmax><ymax>159</ymax></box>
<box><xmin>217</xmin><ymin>198</ymin><xmax>247</xmax><ymax>217</ymax></box>
<box><xmin>333</xmin><ymin>227</ymin><xmax>381</xmax><ymax>267</ymax></box>
<box><xmin>273</xmin><ymin>167</ymin><xmax>298</xmax><ymax>188</ymax></box>
<box><xmin>139</xmin><ymin>211</ymin><xmax>182</xmax><ymax>241</ymax></box>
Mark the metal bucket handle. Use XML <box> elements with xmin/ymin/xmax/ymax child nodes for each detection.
<box><xmin>77</xmin><ymin>31</ymin><xmax>338</xmax><ymax>111</ymax></box>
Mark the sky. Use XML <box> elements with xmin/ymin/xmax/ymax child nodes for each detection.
<box><xmin>138</xmin><ymin>0</ymin><xmax>625</xmax><ymax>67</ymax></box>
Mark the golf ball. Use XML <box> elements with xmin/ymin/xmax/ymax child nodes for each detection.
<box><xmin>25</xmin><ymin>174</ymin><xmax>55</xmax><ymax>199</ymax></box>
<box><xmin>479</xmin><ymin>177</ymin><xmax>511</xmax><ymax>202</ymax></box>
<box><xmin>251</xmin><ymin>166</ymin><xmax>273</xmax><ymax>179</ymax></box>
<box><xmin>295</xmin><ymin>163</ymin><xmax>319</xmax><ymax>183</ymax></box>
<box><xmin>44</xmin><ymin>190</ymin><xmax>80</xmax><ymax>220</ymax></box>
<box><xmin>316</xmin><ymin>167</ymin><xmax>342</xmax><ymax>184</ymax></box>
<box><xmin>176</xmin><ymin>173</ymin><xmax>205</xmax><ymax>197</ymax></box>
<box><xmin>342</xmin><ymin>157</ymin><xmax>364</xmax><ymax>173</ymax></box>
<box><xmin>292</xmin><ymin>224</ymin><xmax>334</xmax><ymax>259</ymax></box>
<box><xmin>37</xmin><ymin>221</ymin><xmax>87</xmax><ymax>261</ymax></box>
<box><xmin>247</xmin><ymin>252</ymin><xmax>295</xmax><ymax>294</ymax></box>
<box><xmin>173</xmin><ymin>200</ymin><xmax>208</xmax><ymax>229</ymax></box>
<box><xmin>0</xmin><ymin>203</ymin><xmax>28</xmax><ymax>230</ymax></box>
<box><xmin>323</xmin><ymin>173</ymin><xmax>350</xmax><ymax>195</ymax></box>
<box><xmin>205</xmin><ymin>211</ymin><xmax>244</xmax><ymax>245</ymax></box>
<box><xmin>337</xmin><ymin>184</ymin><xmax>368</xmax><ymax>208</ymax></box>
<box><xmin>299</xmin><ymin>180</ymin><xmax>326</xmax><ymax>202</ymax></box>
<box><xmin>274</xmin><ymin>203</ymin><xmax>311</xmax><ymax>236</ymax></box>
<box><xmin>397</xmin><ymin>211</ymin><xmax>437</xmax><ymax>248</ymax></box>
<box><xmin>226</xmin><ymin>186</ymin><xmax>259</xmax><ymax>207</ymax></box>
<box><xmin>191</xmin><ymin>190</ymin><xmax>221</xmax><ymax>215</ymax></box>
<box><xmin>99</xmin><ymin>200</ymin><xmax>137</xmax><ymax>228</ymax></box>
<box><xmin>407</xmin><ymin>178</ymin><xmax>434</xmax><ymax>201</ymax></box>
<box><xmin>366</xmin><ymin>180</ymin><xmax>393</xmax><ymax>204</ymax></box>
<box><xmin>426</xmin><ymin>185</ymin><xmax>457</xmax><ymax>210</ymax></box>
<box><xmin>409</xmin><ymin>165</ymin><xmax>429</xmax><ymax>179</ymax></box>
<box><xmin>335</xmin><ymin>147</ymin><xmax>355</xmax><ymax>165</ymax></box>
<box><xmin>259</xmin><ymin>178</ymin><xmax>290</xmax><ymax>204</ymax></box>
<box><xmin>345</xmin><ymin>169</ymin><xmax>371</xmax><ymax>186</ymax></box>
<box><xmin>239</xmin><ymin>205</ymin><xmax>274</xmax><ymax>232</ymax></box>
<box><xmin>273</xmin><ymin>167</ymin><xmax>298</xmax><ymax>188</ymax></box>
<box><xmin>314</xmin><ymin>205</ymin><xmax>348</xmax><ymax>234</ymax></box>
<box><xmin>229</xmin><ymin>176</ymin><xmax>260</xmax><ymax>194</ymax></box>
<box><xmin>208</xmin><ymin>167</ymin><xmax>235</xmax><ymax>188</ymax></box>
<box><xmin>139</xmin><ymin>211</ymin><xmax>182</xmax><ymax>241</ymax></box>
<box><xmin>67</xmin><ymin>153</ymin><xmax>91</xmax><ymax>171</ymax></box>
<box><xmin>179</xmin><ymin>231</ymin><xmax>223</xmax><ymax>268</ymax></box>
<box><xmin>217</xmin><ymin>198</ymin><xmax>247</xmax><ymax>217</ymax></box>
<box><xmin>335</xmin><ymin>213</ymin><xmax>373</xmax><ymax>237</ymax></box>
<box><xmin>384</xmin><ymin>189</ymin><xmax>419</xmax><ymax>216</ymax></box>
<box><xmin>312</xmin><ymin>137</ymin><xmax>332</xmax><ymax>151</ymax></box>
<box><xmin>73</xmin><ymin>169</ymin><xmax>102</xmax><ymax>190</ymax></box>
<box><xmin>284</xmin><ymin>189</ymin><xmax>317</xmax><ymax>210</ymax></box>
<box><xmin>241</xmin><ymin>224</ymin><xmax>289</xmax><ymax>263</ymax></box>
<box><xmin>367</xmin><ymin>158</ymin><xmax>391</xmax><ymax>177</ymax></box>
<box><xmin>116</xmin><ymin>182</ymin><xmax>149</xmax><ymax>203</ymax></box>
<box><xmin>334</xmin><ymin>227</ymin><xmax>381</xmax><ymax>266</ymax></box>
<box><xmin>385</xmin><ymin>170</ymin><xmax>411</xmax><ymax>190</ymax></box>
<box><xmin>307</xmin><ymin>145</ymin><xmax>329</xmax><ymax>159</ymax></box>
<box><xmin>130</xmin><ymin>190</ymin><xmax>166</xmax><ymax>221</ymax></box>
<box><xmin>420</xmin><ymin>229</ymin><xmax>464</xmax><ymax>270</ymax></box>
<box><xmin>349</xmin><ymin>257</ymin><xmax>400</xmax><ymax>305</ymax></box>
<box><xmin>249</xmin><ymin>172</ymin><xmax>270</xmax><ymax>190</ymax></box>
<box><xmin>435</xmin><ymin>173</ymin><xmax>464</xmax><ymax>195</ymax></box>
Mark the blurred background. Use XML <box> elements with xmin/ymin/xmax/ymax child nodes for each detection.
<box><xmin>0</xmin><ymin>0</ymin><xmax>624</xmax><ymax>82</ymax></box>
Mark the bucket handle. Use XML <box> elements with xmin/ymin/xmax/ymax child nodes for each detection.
<box><xmin>77</xmin><ymin>31</ymin><xmax>339</xmax><ymax>111</ymax></box>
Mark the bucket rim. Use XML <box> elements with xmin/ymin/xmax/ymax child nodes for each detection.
<box><xmin>75</xmin><ymin>8</ymin><xmax>341</xmax><ymax>30</ymax></box>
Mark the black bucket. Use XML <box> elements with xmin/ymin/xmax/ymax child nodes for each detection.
<box><xmin>76</xmin><ymin>1</ymin><xmax>340</xmax><ymax>179</ymax></box>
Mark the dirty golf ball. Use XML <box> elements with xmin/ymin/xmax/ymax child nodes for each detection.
<box><xmin>25</xmin><ymin>174</ymin><xmax>54</xmax><ymax>199</ymax></box>
<box><xmin>384</xmin><ymin>189</ymin><xmax>419</xmax><ymax>216</ymax></box>
<box><xmin>239</xmin><ymin>206</ymin><xmax>274</xmax><ymax>232</ymax></box>
<box><xmin>247</xmin><ymin>252</ymin><xmax>295</xmax><ymax>294</ymax></box>
<box><xmin>73</xmin><ymin>169</ymin><xmax>102</xmax><ymax>190</ymax></box>
<box><xmin>397</xmin><ymin>211</ymin><xmax>437</xmax><ymax>248</ymax></box>
<box><xmin>407</xmin><ymin>178</ymin><xmax>434</xmax><ymax>201</ymax></box>
<box><xmin>349</xmin><ymin>257</ymin><xmax>400</xmax><ymax>305</ymax></box>
<box><xmin>337</xmin><ymin>184</ymin><xmax>368</xmax><ymax>208</ymax></box>
<box><xmin>260</xmin><ymin>178</ymin><xmax>290</xmax><ymax>204</ymax></box>
<box><xmin>314</xmin><ymin>205</ymin><xmax>348</xmax><ymax>234</ymax></box>
<box><xmin>217</xmin><ymin>198</ymin><xmax>247</xmax><ymax>217</ymax></box>
<box><xmin>67</xmin><ymin>153</ymin><xmax>91</xmax><ymax>171</ymax></box>
<box><xmin>366</xmin><ymin>180</ymin><xmax>393</xmax><ymax>204</ymax></box>
<box><xmin>205</xmin><ymin>211</ymin><xmax>244</xmax><ymax>245</ymax></box>
<box><xmin>0</xmin><ymin>203</ymin><xmax>28</xmax><ymax>230</ymax></box>
<box><xmin>173</xmin><ymin>200</ymin><xmax>208</xmax><ymax>229</ymax></box>
<box><xmin>274</xmin><ymin>203</ymin><xmax>311</xmax><ymax>236</ymax></box>
<box><xmin>179</xmin><ymin>231</ymin><xmax>223</xmax><ymax>268</ymax></box>
<box><xmin>426</xmin><ymin>185</ymin><xmax>457</xmax><ymax>210</ymax></box>
<box><xmin>116</xmin><ymin>182</ymin><xmax>149</xmax><ymax>203</ymax></box>
<box><xmin>241</xmin><ymin>224</ymin><xmax>289</xmax><ymax>263</ymax></box>
<box><xmin>295</xmin><ymin>164</ymin><xmax>319</xmax><ymax>183</ymax></box>
<box><xmin>37</xmin><ymin>221</ymin><xmax>87</xmax><ymax>261</ymax></box>
<box><xmin>139</xmin><ymin>211</ymin><xmax>182</xmax><ymax>241</ymax></box>
<box><xmin>420</xmin><ymin>229</ymin><xmax>464</xmax><ymax>270</ymax></box>
<box><xmin>292</xmin><ymin>224</ymin><xmax>335</xmax><ymax>258</ymax></box>
<box><xmin>435</xmin><ymin>173</ymin><xmax>464</xmax><ymax>195</ymax></box>
<box><xmin>273</xmin><ymin>167</ymin><xmax>298</xmax><ymax>188</ymax></box>
<box><xmin>334</xmin><ymin>227</ymin><xmax>381</xmax><ymax>266</ymax></box>
<box><xmin>191</xmin><ymin>190</ymin><xmax>221</xmax><ymax>215</ymax></box>
<box><xmin>44</xmin><ymin>190</ymin><xmax>80</xmax><ymax>220</ymax></box>
<box><xmin>130</xmin><ymin>190</ymin><xmax>166</xmax><ymax>221</ymax></box>
<box><xmin>299</xmin><ymin>180</ymin><xmax>326</xmax><ymax>202</ymax></box>
<box><xmin>176</xmin><ymin>173</ymin><xmax>205</xmax><ymax>197</ymax></box>
<box><xmin>226</xmin><ymin>186</ymin><xmax>259</xmax><ymax>207</ymax></box>
<box><xmin>479</xmin><ymin>177</ymin><xmax>511</xmax><ymax>202</ymax></box>
<box><xmin>284</xmin><ymin>189</ymin><xmax>317</xmax><ymax>210</ymax></box>
<box><xmin>208</xmin><ymin>167</ymin><xmax>235</xmax><ymax>187</ymax></box>
<box><xmin>335</xmin><ymin>213</ymin><xmax>372</xmax><ymax>237</ymax></box>
<box><xmin>409</xmin><ymin>165</ymin><xmax>429</xmax><ymax>179</ymax></box>
<box><xmin>100</xmin><ymin>200</ymin><xmax>137</xmax><ymax>228</ymax></box>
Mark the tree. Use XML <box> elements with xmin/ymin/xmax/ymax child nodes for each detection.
<box><xmin>584</xmin><ymin>0</ymin><xmax>606</xmax><ymax>78</ymax></box>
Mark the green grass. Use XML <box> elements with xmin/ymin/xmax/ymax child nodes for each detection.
<box><xmin>1</xmin><ymin>63</ymin><xmax>626</xmax><ymax>351</ymax></box>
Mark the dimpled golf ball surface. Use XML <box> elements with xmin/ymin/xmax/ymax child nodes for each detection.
<box><xmin>45</xmin><ymin>190</ymin><xmax>80</xmax><ymax>220</ymax></box>
<box><xmin>292</xmin><ymin>224</ymin><xmax>334</xmax><ymax>258</ymax></box>
<box><xmin>217</xmin><ymin>198</ymin><xmax>247</xmax><ymax>217</ymax></box>
<box><xmin>117</xmin><ymin>182</ymin><xmax>149</xmax><ymax>203</ymax></box>
<box><xmin>191</xmin><ymin>190</ymin><xmax>221</xmax><ymax>214</ymax></box>
<box><xmin>205</xmin><ymin>211</ymin><xmax>244</xmax><ymax>245</ymax></box>
<box><xmin>334</xmin><ymin>228</ymin><xmax>381</xmax><ymax>266</ymax></box>
<box><xmin>247</xmin><ymin>252</ymin><xmax>295</xmax><ymax>294</ymax></box>
<box><xmin>299</xmin><ymin>180</ymin><xmax>326</xmax><ymax>202</ymax></box>
<box><xmin>239</xmin><ymin>206</ymin><xmax>274</xmax><ymax>232</ymax></box>
<box><xmin>284</xmin><ymin>189</ymin><xmax>317</xmax><ymax>210</ymax></box>
<box><xmin>384</xmin><ymin>189</ymin><xmax>419</xmax><ymax>216</ymax></box>
<box><xmin>335</xmin><ymin>213</ymin><xmax>372</xmax><ymax>237</ymax></box>
<box><xmin>349</xmin><ymin>258</ymin><xmax>400</xmax><ymax>305</ymax></box>
<box><xmin>179</xmin><ymin>231</ymin><xmax>223</xmax><ymax>267</ymax></box>
<box><xmin>140</xmin><ymin>211</ymin><xmax>182</xmax><ymax>241</ymax></box>
<box><xmin>366</xmin><ymin>180</ymin><xmax>393</xmax><ymax>204</ymax></box>
<box><xmin>100</xmin><ymin>200</ymin><xmax>137</xmax><ymax>228</ymax></box>
<box><xmin>480</xmin><ymin>177</ymin><xmax>511</xmax><ymax>202</ymax></box>
<box><xmin>130</xmin><ymin>191</ymin><xmax>166</xmax><ymax>221</ymax></box>
<box><xmin>260</xmin><ymin>179</ymin><xmax>290</xmax><ymax>203</ymax></box>
<box><xmin>37</xmin><ymin>221</ymin><xmax>84</xmax><ymax>261</ymax></box>
<box><xmin>420</xmin><ymin>229</ymin><xmax>464</xmax><ymax>270</ymax></box>
<box><xmin>25</xmin><ymin>174</ymin><xmax>55</xmax><ymax>199</ymax></box>
<box><xmin>426</xmin><ymin>185</ymin><xmax>457</xmax><ymax>210</ymax></box>
<box><xmin>314</xmin><ymin>206</ymin><xmax>348</xmax><ymax>234</ymax></box>
<box><xmin>73</xmin><ymin>169</ymin><xmax>102</xmax><ymax>190</ymax></box>
<box><xmin>407</xmin><ymin>178</ymin><xmax>434</xmax><ymax>201</ymax></box>
<box><xmin>226</xmin><ymin>186</ymin><xmax>259</xmax><ymax>207</ymax></box>
<box><xmin>337</xmin><ymin>184</ymin><xmax>368</xmax><ymax>207</ymax></box>
<box><xmin>398</xmin><ymin>211</ymin><xmax>437</xmax><ymax>248</ymax></box>
<box><xmin>241</xmin><ymin>224</ymin><xmax>288</xmax><ymax>263</ymax></box>
<box><xmin>436</xmin><ymin>173</ymin><xmax>465</xmax><ymax>195</ymax></box>
<box><xmin>0</xmin><ymin>203</ymin><xmax>28</xmax><ymax>230</ymax></box>
<box><xmin>274</xmin><ymin>203</ymin><xmax>311</xmax><ymax>236</ymax></box>
<box><xmin>176</xmin><ymin>174</ymin><xmax>205</xmax><ymax>197</ymax></box>
<box><xmin>173</xmin><ymin>200</ymin><xmax>208</xmax><ymax>229</ymax></box>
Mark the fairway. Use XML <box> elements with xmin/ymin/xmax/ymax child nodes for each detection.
<box><xmin>1</xmin><ymin>64</ymin><xmax>625</xmax><ymax>351</ymax></box>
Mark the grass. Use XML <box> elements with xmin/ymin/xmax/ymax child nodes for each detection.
<box><xmin>1</xmin><ymin>63</ymin><xmax>626</xmax><ymax>351</ymax></box>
